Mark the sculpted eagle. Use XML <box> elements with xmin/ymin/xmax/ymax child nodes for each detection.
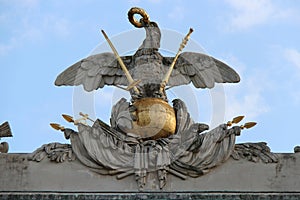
<box><xmin>55</xmin><ymin>9</ymin><xmax>240</xmax><ymax>102</ymax></box>
<box><xmin>41</xmin><ymin>8</ymin><xmax>265</xmax><ymax>190</ymax></box>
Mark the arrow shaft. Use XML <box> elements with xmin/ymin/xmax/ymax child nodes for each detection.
<box><xmin>101</xmin><ymin>30</ymin><xmax>140</xmax><ymax>94</ymax></box>
<box><xmin>160</xmin><ymin>28</ymin><xmax>193</xmax><ymax>90</ymax></box>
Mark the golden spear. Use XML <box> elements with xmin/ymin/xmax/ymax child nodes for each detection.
<box><xmin>160</xmin><ymin>28</ymin><xmax>193</xmax><ymax>92</ymax></box>
<box><xmin>101</xmin><ymin>30</ymin><xmax>140</xmax><ymax>94</ymax></box>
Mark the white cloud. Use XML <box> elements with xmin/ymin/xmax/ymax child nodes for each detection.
<box><xmin>168</xmin><ymin>6</ymin><xmax>185</xmax><ymax>21</ymax></box>
<box><xmin>284</xmin><ymin>48</ymin><xmax>300</xmax><ymax>70</ymax></box>
<box><xmin>148</xmin><ymin>0</ymin><xmax>162</xmax><ymax>3</ymax></box>
<box><xmin>128</xmin><ymin>0</ymin><xmax>141</xmax><ymax>4</ymax></box>
<box><xmin>283</xmin><ymin>48</ymin><xmax>300</xmax><ymax>105</ymax></box>
<box><xmin>0</xmin><ymin>13</ymin><xmax>9</xmax><ymax>24</ymax></box>
<box><xmin>0</xmin><ymin>22</ymin><xmax>42</xmax><ymax>56</ymax></box>
<box><xmin>43</xmin><ymin>16</ymin><xmax>71</xmax><ymax>37</ymax></box>
<box><xmin>0</xmin><ymin>10</ymin><xmax>72</xmax><ymax>55</ymax></box>
<box><xmin>224</xmin><ymin>0</ymin><xmax>297</xmax><ymax>31</ymax></box>
<box><xmin>128</xmin><ymin>0</ymin><xmax>161</xmax><ymax>5</ymax></box>
<box><xmin>225</xmin><ymin>80</ymin><xmax>269</xmax><ymax>121</ymax></box>
<box><xmin>19</xmin><ymin>0</ymin><xmax>40</xmax><ymax>8</ymax></box>
<box><xmin>0</xmin><ymin>39</ymin><xmax>16</xmax><ymax>56</ymax></box>
<box><xmin>222</xmin><ymin>55</ymin><xmax>270</xmax><ymax>121</ymax></box>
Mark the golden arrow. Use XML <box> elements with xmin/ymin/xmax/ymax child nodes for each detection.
<box><xmin>61</xmin><ymin>113</ymin><xmax>95</xmax><ymax>125</ymax></box>
<box><xmin>160</xmin><ymin>28</ymin><xmax>193</xmax><ymax>92</ymax></box>
<box><xmin>101</xmin><ymin>30</ymin><xmax>140</xmax><ymax>94</ymax></box>
<box><xmin>62</xmin><ymin>114</ymin><xmax>74</xmax><ymax>123</ymax></box>
<box><xmin>126</xmin><ymin>79</ymin><xmax>142</xmax><ymax>91</ymax></box>
<box><xmin>62</xmin><ymin>113</ymin><xmax>84</xmax><ymax>125</ymax></box>
<box><xmin>79</xmin><ymin>112</ymin><xmax>95</xmax><ymax>123</ymax></box>
<box><xmin>50</xmin><ymin>123</ymin><xmax>65</xmax><ymax>131</ymax></box>
<box><xmin>240</xmin><ymin>122</ymin><xmax>257</xmax><ymax>129</ymax></box>
<box><xmin>227</xmin><ymin>116</ymin><xmax>244</xmax><ymax>126</ymax></box>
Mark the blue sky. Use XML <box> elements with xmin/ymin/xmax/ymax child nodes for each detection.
<box><xmin>1</xmin><ymin>0</ymin><xmax>300</xmax><ymax>153</ymax></box>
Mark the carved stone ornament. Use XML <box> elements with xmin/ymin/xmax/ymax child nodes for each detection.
<box><xmin>0</xmin><ymin>121</ymin><xmax>13</xmax><ymax>153</ymax></box>
<box><xmin>30</xmin><ymin>7</ymin><xmax>278</xmax><ymax>190</ymax></box>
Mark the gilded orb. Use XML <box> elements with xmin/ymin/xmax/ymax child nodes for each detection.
<box><xmin>130</xmin><ymin>98</ymin><xmax>176</xmax><ymax>139</ymax></box>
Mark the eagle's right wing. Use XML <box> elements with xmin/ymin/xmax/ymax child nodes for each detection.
<box><xmin>164</xmin><ymin>52</ymin><xmax>240</xmax><ymax>88</ymax></box>
<box><xmin>55</xmin><ymin>52</ymin><xmax>131</xmax><ymax>91</ymax></box>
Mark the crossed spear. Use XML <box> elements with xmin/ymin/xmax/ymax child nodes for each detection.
<box><xmin>100</xmin><ymin>28</ymin><xmax>257</xmax><ymax>130</ymax></box>
<box><xmin>51</xmin><ymin>29</ymin><xmax>256</xmax><ymax>132</ymax></box>
<box><xmin>101</xmin><ymin>28</ymin><xmax>193</xmax><ymax>94</ymax></box>
<box><xmin>49</xmin><ymin>28</ymin><xmax>196</xmax><ymax>133</ymax></box>
<box><xmin>50</xmin><ymin>112</ymin><xmax>94</xmax><ymax>131</ymax></box>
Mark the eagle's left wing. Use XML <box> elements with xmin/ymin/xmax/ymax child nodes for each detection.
<box><xmin>55</xmin><ymin>53</ymin><xmax>132</xmax><ymax>91</ymax></box>
<box><xmin>163</xmin><ymin>52</ymin><xmax>240</xmax><ymax>88</ymax></box>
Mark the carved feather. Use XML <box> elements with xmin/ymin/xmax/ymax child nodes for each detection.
<box><xmin>231</xmin><ymin>142</ymin><xmax>279</xmax><ymax>163</ymax></box>
<box><xmin>55</xmin><ymin>52</ymin><xmax>131</xmax><ymax>91</ymax></box>
<box><xmin>0</xmin><ymin>122</ymin><xmax>12</xmax><ymax>138</ymax></box>
<box><xmin>55</xmin><ymin>50</ymin><xmax>239</xmax><ymax>92</ymax></box>
<box><xmin>164</xmin><ymin>52</ymin><xmax>240</xmax><ymax>88</ymax></box>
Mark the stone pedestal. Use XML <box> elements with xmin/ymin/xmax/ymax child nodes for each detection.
<box><xmin>1</xmin><ymin>192</ymin><xmax>300</xmax><ymax>200</ymax></box>
<box><xmin>1</xmin><ymin>152</ymin><xmax>300</xmax><ymax>199</ymax></box>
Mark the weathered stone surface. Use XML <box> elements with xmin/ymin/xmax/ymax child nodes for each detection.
<box><xmin>1</xmin><ymin>192</ymin><xmax>300</xmax><ymax>200</ymax></box>
<box><xmin>1</xmin><ymin>152</ymin><xmax>300</xmax><ymax>192</ymax></box>
<box><xmin>34</xmin><ymin>99</ymin><xmax>244</xmax><ymax>190</ymax></box>
<box><xmin>294</xmin><ymin>146</ymin><xmax>300</xmax><ymax>153</ymax></box>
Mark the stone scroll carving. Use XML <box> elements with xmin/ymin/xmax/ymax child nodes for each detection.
<box><xmin>30</xmin><ymin>99</ymin><xmax>278</xmax><ymax>190</ymax></box>
<box><xmin>231</xmin><ymin>142</ymin><xmax>279</xmax><ymax>163</ymax></box>
<box><xmin>29</xmin><ymin>143</ymin><xmax>75</xmax><ymax>163</ymax></box>
<box><xmin>0</xmin><ymin>121</ymin><xmax>13</xmax><ymax>153</ymax></box>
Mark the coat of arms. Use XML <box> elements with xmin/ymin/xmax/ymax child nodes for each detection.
<box><xmin>29</xmin><ymin>7</ymin><xmax>277</xmax><ymax>190</ymax></box>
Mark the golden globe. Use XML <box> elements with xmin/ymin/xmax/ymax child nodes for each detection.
<box><xmin>130</xmin><ymin>98</ymin><xmax>176</xmax><ymax>140</ymax></box>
